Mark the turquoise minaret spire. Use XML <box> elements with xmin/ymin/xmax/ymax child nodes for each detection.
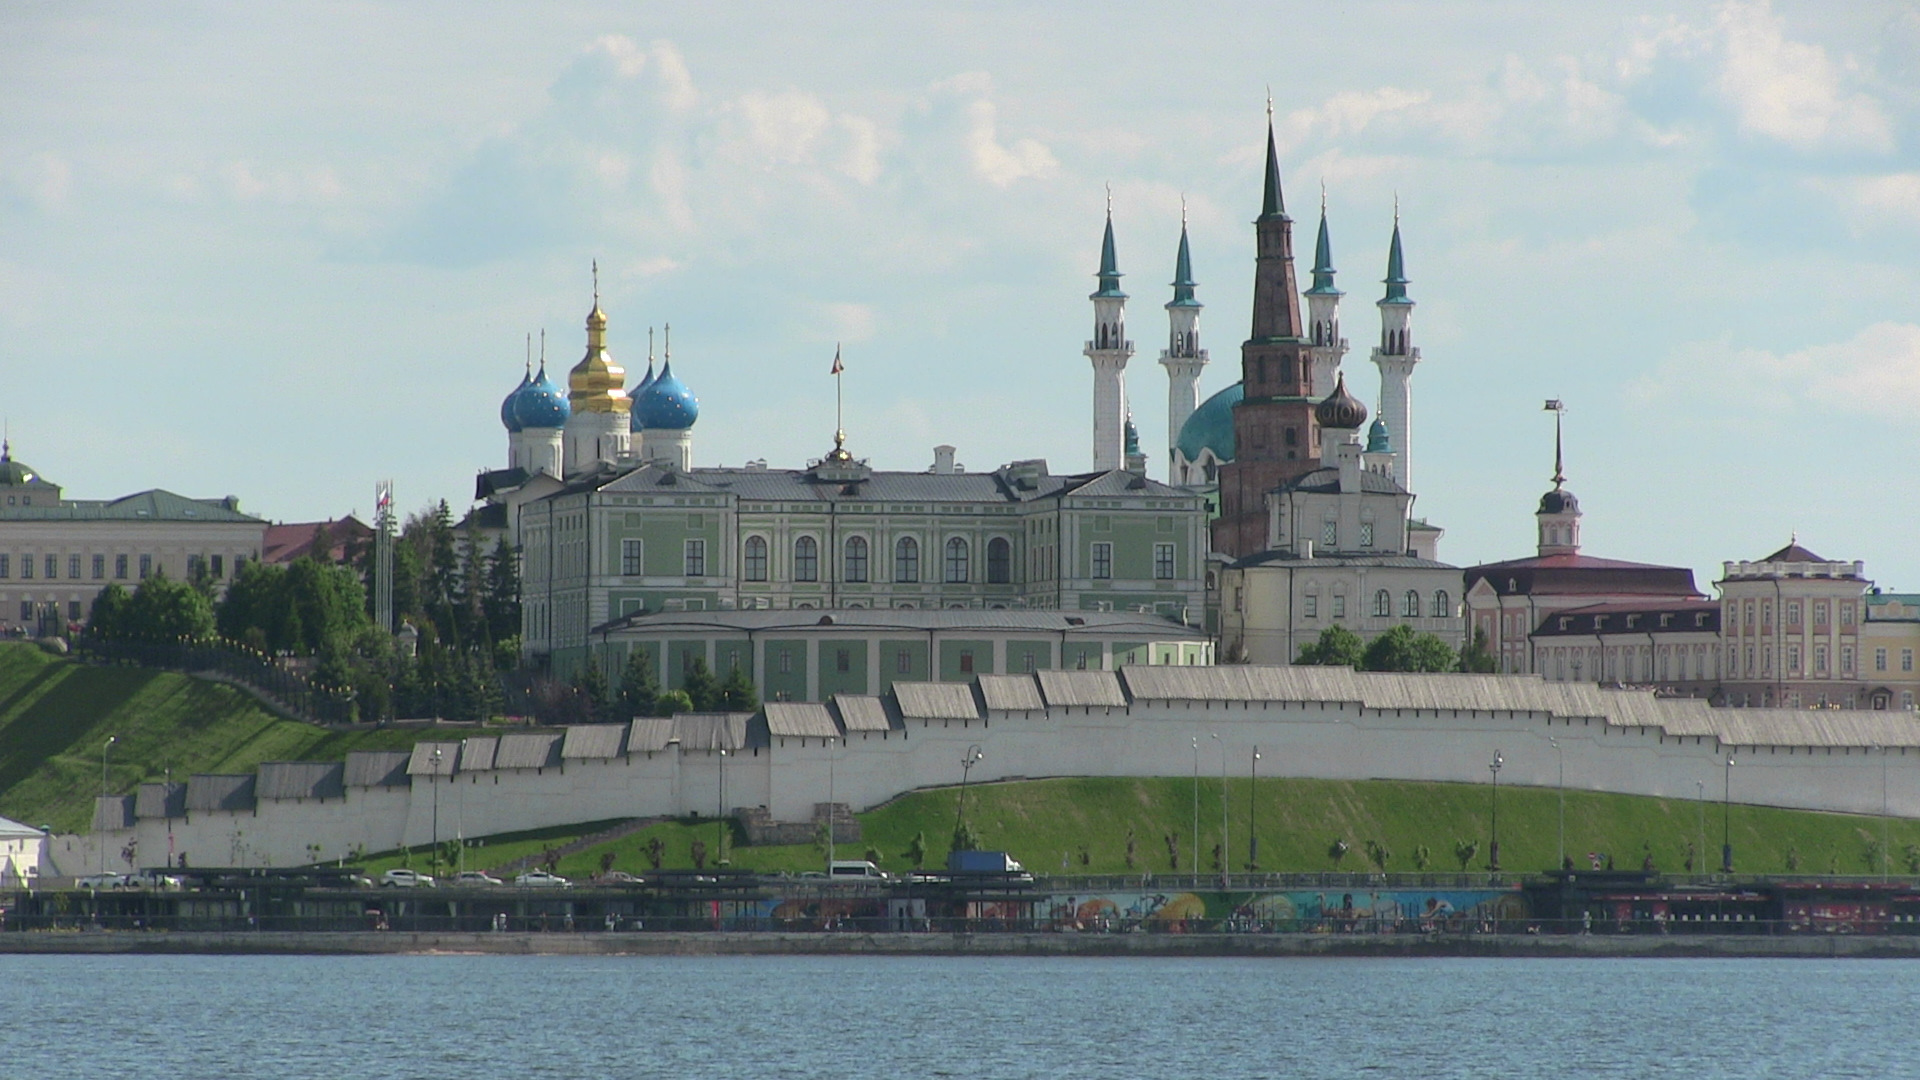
<box><xmin>1085</xmin><ymin>185</ymin><xmax>1133</xmax><ymax>471</ymax></box>
<box><xmin>1305</xmin><ymin>187</ymin><xmax>1341</xmax><ymax>298</ymax></box>
<box><xmin>1304</xmin><ymin>183</ymin><xmax>1348</xmax><ymax>406</ymax></box>
<box><xmin>1161</xmin><ymin>200</ymin><xmax>1209</xmax><ymax>482</ymax></box>
<box><xmin>1371</xmin><ymin>199</ymin><xmax>1420</xmax><ymax>489</ymax></box>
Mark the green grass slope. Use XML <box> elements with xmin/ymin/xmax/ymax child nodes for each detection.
<box><xmin>0</xmin><ymin>644</ymin><xmax>431</xmax><ymax>833</ymax></box>
<box><xmin>370</xmin><ymin>775</ymin><xmax>1920</xmax><ymax>882</ymax></box>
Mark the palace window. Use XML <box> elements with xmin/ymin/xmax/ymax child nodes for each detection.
<box><xmin>987</xmin><ymin>538</ymin><xmax>1011</xmax><ymax>584</ymax></box>
<box><xmin>139</xmin><ymin>555</ymin><xmax>152</xmax><ymax>579</ymax></box>
<box><xmin>622</xmin><ymin>539</ymin><xmax>644</xmax><ymax>576</ymax></box>
<box><xmin>1789</xmin><ymin>644</ymin><xmax>1801</xmax><ymax>671</ymax></box>
<box><xmin>1905</xmin><ymin>650</ymin><xmax>1915</xmax><ymax>673</ymax></box>
<box><xmin>958</xmin><ymin>649</ymin><xmax>974</xmax><ymax>674</ymax></box>
<box><xmin>683</xmin><ymin>539</ymin><xmax>706</xmax><ymax>578</ymax></box>
<box><xmin>1876</xmin><ymin>648</ymin><xmax>1888</xmax><ymax>672</ymax></box>
<box><xmin>1786</xmin><ymin>601</ymin><xmax>1801</xmax><ymax>625</ymax></box>
<box><xmin>844</xmin><ymin>536</ymin><xmax>869</xmax><ymax>583</ymax></box>
<box><xmin>1153</xmin><ymin>543</ymin><xmax>1174</xmax><ymax>581</ymax></box>
<box><xmin>1403</xmin><ymin>590</ymin><xmax>1420</xmax><ymax>618</ymax></box>
<box><xmin>1304</xmin><ymin>594</ymin><xmax>1318</xmax><ymax>618</ymax></box>
<box><xmin>19</xmin><ymin>556</ymin><xmax>30</xmax><ymax>580</ymax></box>
<box><xmin>1359</xmin><ymin>521</ymin><xmax>1374</xmax><ymax>548</ymax></box>
<box><xmin>0</xmin><ymin>555</ymin><xmax>8</xmax><ymax>577</ymax></box>
<box><xmin>896</xmin><ymin>650</ymin><xmax>912</xmax><ymax>675</ymax></box>
<box><xmin>1842</xmin><ymin>646</ymin><xmax>1854</xmax><ymax>674</ymax></box>
<box><xmin>894</xmin><ymin>537</ymin><xmax>919</xmax><ymax>583</ymax></box>
<box><xmin>794</xmin><ymin>536</ymin><xmax>819</xmax><ymax>582</ymax></box>
<box><xmin>1815</xmin><ymin>645</ymin><xmax>1829</xmax><ymax>672</ymax></box>
<box><xmin>1092</xmin><ymin>542</ymin><xmax>1112</xmax><ymax>580</ymax></box>
<box><xmin>1332</xmin><ymin>595</ymin><xmax>1346</xmax><ymax>618</ymax></box>
<box><xmin>115</xmin><ymin>554</ymin><xmax>128</xmax><ymax>579</ymax></box>
<box><xmin>778</xmin><ymin>648</ymin><xmax>792</xmax><ymax>674</ymax></box>
<box><xmin>68</xmin><ymin>555</ymin><xmax>80</xmax><ymax>579</ymax></box>
<box><xmin>1322</xmin><ymin>519</ymin><xmax>1338</xmax><ymax>548</ymax></box>
<box><xmin>1373</xmin><ymin>589</ymin><xmax>1391</xmax><ymax>617</ymax></box>
<box><xmin>743</xmin><ymin>536</ymin><xmax>768</xmax><ymax>581</ymax></box>
<box><xmin>835</xmin><ymin>648</ymin><xmax>850</xmax><ymax>673</ymax></box>
<box><xmin>44</xmin><ymin>555</ymin><xmax>56</xmax><ymax>579</ymax></box>
<box><xmin>1430</xmin><ymin>590</ymin><xmax>1450</xmax><ymax>618</ymax></box>
<box><xmin>944</xmin><ymin>538</ymin><xmax>969</xmax><ymax>584</ymax></box>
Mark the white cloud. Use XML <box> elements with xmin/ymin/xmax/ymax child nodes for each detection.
<box><xmin>729</xmin><ymin>91</ymin><xmax>834</xmax><ymax>165</ymax></box>
<box><xmin>1632</xmin><ymin>323</ymin><xmax>1920</xmax><ymax>419</ymax></box>
<box><xmin>1714</xmin><ymin>0</ymin><xmax>1893</xmax><ymax>153</ymax></box>
<box><xmin>1825</xmin><ymin>172</ymin><xmax>1920</xmax><ymax>231</ymax></box>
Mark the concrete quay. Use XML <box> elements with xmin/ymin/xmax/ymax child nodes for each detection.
<box><xmin>5</xmin><ymin>930</ymin><xmax>1920</xmax><ymax>958</ymax></box>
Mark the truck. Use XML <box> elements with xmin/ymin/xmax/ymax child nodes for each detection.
<box><xmin>946</xmin><ymin>851</ymin><xmax>1028</xmax><ymax>876</ymax></box>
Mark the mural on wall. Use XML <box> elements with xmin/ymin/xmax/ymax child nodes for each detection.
<box><xmin>1035</xmin><ymin>888</ymin><xmax>1526</xmax><ymax>932</ymax></box>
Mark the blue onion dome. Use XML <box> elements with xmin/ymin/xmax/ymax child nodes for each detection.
<box><xmin>1175</xmin><ymin>381</ymin><xmax>1242</xmax><ymax>464</ymax></box>
<box><xmin>628</xmin><ymin>362</ymin><xmax>659</xmax><ymax>432</ymax></box>
<box><xmin>633</xmin><ymin>361</ymin><xmax>698</xmax><ymax>430</ymax></box>
<box><xmin>500</xmin><ymin>369</ymin><xmax>531</xmax><ymax>432</ymax></box>
<box><xmin>1313</xmin><ymin>373</ymin><xmax>1369</xmax><ymax>430</ymax></box>
<box><xmin>513</xmin><ymin>364</ymin><xmax>572</xmax><ymax>429</ymax></box>
<box><xmin>1366</xmin><ymin>415</ymin><xmax>1391</xmax><ymax>454</ymax></box>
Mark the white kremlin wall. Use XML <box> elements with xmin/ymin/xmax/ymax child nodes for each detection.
<box><xmin>47</xmin><ymin>668</ymin><xmax>1920</xmax><ymax>876</ymax></box>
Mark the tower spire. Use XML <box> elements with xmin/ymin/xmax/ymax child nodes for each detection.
<box><xmin>1305</xmin><ymin>182</ymin><xmax>1340</xmax><ymax>297</ymax></box>
<box><xmin>1260</xmin><ymin>101</ymin><xmax>1286</xmax><ymax>221</ymax></box>
<box><xmin>1085</xmin><ymin>193</ymin><xmax>1133</xmax><ymax>471</ymax></box>
<box><xmin>1546</xmin><ymin>398</ymin><xmax>1566</xmax><ymax>489</ymax></box>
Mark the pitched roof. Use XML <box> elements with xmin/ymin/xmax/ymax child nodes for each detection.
<box><xmin>893</xmin><ymin>681</ymin><xmax>981</xmax><ymax>720</ymax></box>
<box><xmin>1037</xmin><ymin>670</ymin><xmax>1128</xmax><ymax>708</ymax></box>
<box><xmin>1763</xmin><ymin>542</ymin><xmax>1826</xmax><ymax>563</ymax></box>
<box><xmin>765</xmin><ymin>702</ymin><xmax>841</xmax><ymax>739</ymax></box>
<box><xmin>256</xmin><ymin>762</ymin><xmax>346</xmax><ymax>801</ymax></box>
<box><xmin>561</xmin><ymin>724</ymin><xmax>628</xmax><ymax>760</ymax></box>
<box><xmin>135</xmin><ymin>782</ymin><xmax>186</xmax><ymax>820</ymax></box>
<box><xmin>0</xmin><ymin>488</ymin><xmax>264</xmax><ymax>524</ymax></box>
<box><xmin>493</xmin><ymin>733</ymin><xmax>564</xmax><ymax>770</ymax></box>
<box><xmin>407</xmin><ymin>741</ymin><xmax>462</xmax><ymax>777</ymax></box>
<box><xmin>977</xmin><ymin>674</ymin><xmax>1045</xmax><ymax>712</ymax></box>
<box><xmin>1463</xmin><ymin>553</ymin><xmax>1702</xmax><ymax>598</ymax></box>
<box><xmin>344</xmin><ymin>750</ymin><xmax>411</xmax><ymax>787</ymax></box>
<box><xmin>261</xmin><ymin>517</ymin><xmax>373</xmax><ymax>565</ymax></box>
<box><xmin>185</xmin><ymin>774</ymin><xmax>256</xmax><ymax>813</ymax></box>
<box><xmin>831</xmin><ymin>695</ymin><xmax>895</xmax><ymax>732</ymax></box>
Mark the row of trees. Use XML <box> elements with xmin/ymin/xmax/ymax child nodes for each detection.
<box><xmin>1295</xmin><ymin>624</ymin><xmax>1489</xmax><ymax>673</ymax></box>
<box><xmin>546</xmin><ymin>653</ymin><xmax>757</xmax><ymax>724</ymax></box>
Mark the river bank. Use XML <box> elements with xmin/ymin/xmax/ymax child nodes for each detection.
<box><xmin>5</xmin><ymin>929</ymin><xmax>1920</xmax><ymax>958</ymax></box>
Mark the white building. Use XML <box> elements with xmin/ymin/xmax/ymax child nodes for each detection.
<box><xmin>0</xmin><ymin>814</ymin><xmax>46</xmax><ymax>887</ymax></box>
<box><xmin>0</xmin><ymin>444</ymin><xmax>266</xmax><ymax>634</ymax></box>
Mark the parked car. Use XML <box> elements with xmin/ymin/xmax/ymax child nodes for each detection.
<box><xmin>513</xmin><ymin>870</ymin><xmax>572</xmax><ymax>888</ymax></box>
<box><xmin>380</xmin><ymin>868</ymin><xmax>436</xmax><ymax>888</ymax></box>
<box><xmin>597</xmin><ymin>871</ymin><xmax>642</xmax><ymax>885</ymax></box>
<box><xmin>452</xmin><ymin>871</ymin><xmax>504</xmax><ymax>887</ymax></box>
<box><xmin>828</xmin><ymin>860</ymin><xmax>891</xmax><ymax>882</ymax></box>
<box><xmin>75</xmin><ymin>871</ymin><xmax>130</xmax><ymax>889</ymax></box>
<box><xmin>125</xmin><ymin>870</ymin><xmax>184</xmax><ymax>890</ymax></box>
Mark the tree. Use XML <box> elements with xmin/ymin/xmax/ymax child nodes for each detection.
<box><xmin>1327</xmin><ymin>838</ymin><xmax>1351</xmax><ymax>867</ymax></box>
<box><xmin>1364</xmin><ymin>839</ymin><xmax>1392</xmax><ymax>872</ymax></box>
<box><xmin>690</xmin><ymin>838</ymin><xmax>708</xmax><ymax>870</ymax></box>
<box><xmin>481</xmin><ymin>538</ymin><xmax>521</xmax><ymax>649</ymax></box>
<box><xmin>905</xmin><ymin>831</ymin><xmax>927</xmax><ymax>869</ymax></box>
<box><xmin>951</xmin><ymin>820</ymin><xmax>983</xmax><ymax>854</ymax></box>
<box><xmin>87</xmin><ymin>584</ymin><xmax>131</xmax><ymax>639</ymax></box>
<box><xmin>655</xmin><ymin>689</ymin><xmax>694</xmax><ymax>716</ymax></box>
<box><xmin>617</xmin><ymin>649</ymin><xmax>660</xmax><ymax>720</ymax></box>
<box><xmin>1296</xmin><ymin>625</ymin><xmax>1363</xmax><ymax>667</ymax></box>
<box><xmin>1458</xmin><ymin>627</ymin><xmax>1497</xmax><ymax>673</ymax></box>
<box><xmin>682</xmin><ymin>657</ymin><xmax>721</xmax><ymax>712</ymax></box>
<box><xmin>97</xmin><ymin>572</ymin><xmax>215</xmax><ymax>644</ymax></box>
<box><xmin>717</xmin><ymin>664</ymin><xmax>758</xmax><ymax>712</ymax></box>
<box><xmin>575</xmin><ymin>658</ymin><xmax>611</xmax><ymax>722</ymax></box>
<box><xmin>1453</xmin><ymin>838</ymin><xmax>1480</xmax><ymax>871</ymax></box>
<box><xmin>1360</xmin><ymin>624</ymin><xmax>1458</xmax><ymax>672</ymax></box>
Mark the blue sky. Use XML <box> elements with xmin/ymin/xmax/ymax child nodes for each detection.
<box><xmin>4</xmin><ymin>1</ymin><xmax>1917</xmax><ymax>589</ymax></box>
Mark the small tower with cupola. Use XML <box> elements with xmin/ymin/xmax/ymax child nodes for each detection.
<box><xmin>562</xmin><ymin>262</ymin><xmax>631</xmax><ymax>476</ymax></box>
<box><xmin>1537</xmin><ymin>400</ymin><xmax>1581</xmax><ymax>556</ymax></box>
<box><xmin>1085</xmin><ymin>191</ymin><xmax>1133</xmax><ymax>472</ymax></box>
<box><xmin>1369</xmin><ymin>207</ymin><xmax>1420</xmax><ymax>492</ymax></box>
<box><xmin>632</xmin><ymin>324</ymin><xmax>698</xmax><ymax>470</ymax></box>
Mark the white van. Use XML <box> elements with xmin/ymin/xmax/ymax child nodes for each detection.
<box><xmin>826</xmin><ymin>860</ymin><xmax>889</xmax><ymax>882</ymax></box>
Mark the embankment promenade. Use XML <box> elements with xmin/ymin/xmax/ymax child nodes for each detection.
<box><xmin>5</xmin><ymin>930</ymin><xmax>1919</xmax><ymax>959</ymax></box>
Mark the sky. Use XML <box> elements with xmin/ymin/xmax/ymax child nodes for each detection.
<box><xmin>3</xmin><ymin>1</ymin><xmax>1918</xmax><ymax>591</ymax></box>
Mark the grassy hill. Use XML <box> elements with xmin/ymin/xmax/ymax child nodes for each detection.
<box><xmin>0</xmin><ymin>643</ymin><xmax>432</xmax><ymax>832</ymax></box>
<box><xmin>359</xmin><ymin>775</ymin><xmax>1920</xmax><ymax>882</ymax></box>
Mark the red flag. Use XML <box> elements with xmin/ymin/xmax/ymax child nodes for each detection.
<box><xmin>830</xmin><ymin>345</ymin><xmax>843</xmax><ymax>375</ymax></box>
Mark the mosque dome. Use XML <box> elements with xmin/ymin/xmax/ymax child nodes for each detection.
<box><xmin>1313</xmin><ymin>373</ymin><xmax>1369</xmax><ymax>431</ymax></box>
<box><xmin>632</xmin><ymin>362</ymin><xmax>699</xmax><ymax>431</ymax></box>
<box><xmin>1537</xmin><ymin>488</ymin><xmax>1580</xmax><ymax>515</ymax></box>
<box><xmin>514</xmin><ymin>366</ymin><xmax>571</xmax><ymax>430</ymax></box>
<box><xmin>0</xmin><ymin>444</ymin><xmax>40</xmax><ymax>487</ymax></box>
<box><xmin>1366</xmin><ymin>416</ymin><xmax>1391</xmax><ymax>454</ymax></box>
<box><xmin>499</xmin><ymin>371</ymin><xmax>530</xmax><ymax>433</ymax></box>
<box><xmin>1175</xmin><ymin>381</ymin><xmax>1242</xmax><ymax>464</ymax></box>
<box><xmin>628</xmin><ymin>363</ymin><xmax>659</xmax><ymax>432</ymax></box>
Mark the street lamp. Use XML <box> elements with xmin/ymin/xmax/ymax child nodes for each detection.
<box><xmin>953</xmin><ymin>744</ymin><xmax>983</xmax><ymax>853</ymax></box>
<box><xmin>430</xmin><ymin>746</ymin><xmax>442</xmax><ymax>879</ymax></box>
<box><xmin>717</xmin><ymin>747</ymin><xmax>729</xmax><ymax>866</ymax></box>
<box><xmin>1722</xmin><ymin>754</ymin><xmax>1735</xmax><ymax>874</ymax></box>
<box><xmin>1211</xmin><ymin>733</ymin><xmax>1229</xmax><ymax>886</ymax></box>
<box><xmin>1548</xmin><ymin>736</ymin><xmax>1564</xmax><ymax>872</ymax></box>
<box><xmin>825</xmin><ymin>736</ymin><xmax>837</xmax><ymax>868</ymax></box>
<box><xmin>1190</xmin><ymin>737</ymin><xmax>1200</xmax><ymax>878</ymax></box>
<box><xmin>1876</xmin><ymin>745</ymin><xmax>1890</xmax><ymax>883</ymax></box>
<box><xmin>100</xmin><ymin>735</ymin><xmax>116</xmax><ymax>876</ymax></box>
<box><xmin>1488</xmin><ymin>750</ymin><xmax>1504</xmax><ymax>873</ymax></box>
<box><xmin>1247</xmin><ymin>746</ymin><xmax>1261</xmax><ymax>872</ymax></box>
<box><xmin>1695</xmin><ymin>780</ymin><xmax>1706</xmax><ymax>878</ymax></box>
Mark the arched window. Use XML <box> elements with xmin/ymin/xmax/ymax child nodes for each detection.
<box><xmin>794</xmin><ymin>536</ymin><xmax>818</xmax><ymax>582</ymax></box>
<box><xmin>894</xmin><ymin>537</ymin><xmax>919</xmax><ymax>583</ymax></box>
<box><xmin>986</xmin><ymin>537</ymin><xmax>1011</xmax><ymax>584</ymax></box>
<box><xmin>1373</xmin><ymin>589</ymin><xmax>1391</xmax><ymax>617</ymax></box>
<box><xmin>743</xmin><ymin>536</ymin><xmax>768</xmax><ymax>582</ymax></box>
<box><xmin>1403</xmin><ymin>590</ymin><xmax>1420</xmax><ymax>618</ymax></box>
<box><xmin>844</xmin><ymin>536</ymin><xmax>868</xmax><ymax>583</ymax></box>
<box><xmin>945</xmin><ymin>537</ymin><xmax>969</xmax><ymax>584</ymax></box>
<box><xmin>1430</xmin><ymin>590</ymin><xmax>1450</xmax><ymax>618</ymax></box>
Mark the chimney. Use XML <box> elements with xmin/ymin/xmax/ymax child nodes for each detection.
<box><xmin>932</xmin><ymin>445</ymin><xmax>957</xmax><ymax>474</ymax></box>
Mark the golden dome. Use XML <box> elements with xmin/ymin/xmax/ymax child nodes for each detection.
<box><xmin>569</xmin><ymin>267</ymin><xmax>629</xmax><ymax>414</ymax></box>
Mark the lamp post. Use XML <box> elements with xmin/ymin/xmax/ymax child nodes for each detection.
<box><xmin>1695</xmin><ymin>780</ymin><xmax>1706</xmax><ymax>878</ymax></box>
<box><xmin>1248</xmin><ymin>746</ymin><xmax>1261</xmax><ymax>872</ymax></box>
<box><xmin>458</xmin><ymin>738</ymin><xmax>468</xmax><ymax>875</ymax></box>
<box><xmin>1211</xmin><ymin>733</ymin><xmax>1229</xmax><ymax>886</ymax></box>
<box><xmin>1721</xmin><ymin>754</ymin><xmax>1735</xmax><ymax>874</ymax></box>
<box><xmin>952</xmin><ymin>744</ymin><xmax>983</xmax><ymax>853</ymax></box>
<box><xmin>1488</xmin><ymin>750</ymin><xmax>1504</xmax><ymax>873</ymax></box>
<box><xmin>1190</xmin><ymin>737</ymin><xmax>1200</xmax><ymax>878</ymax></box>
<box><xmin>717</xmin><ymin>747</ymin><xmax>729</xmax><ymax>866</ymax></box>
<box><xmin>826</xmin><ymin>736</ymin><xmax>837</xmax><ymax>868</ymax></box>
<box><xmin>100</xmin><ymin>735</ymin><xmax>116</xmax><ymax>876</ymax></box>
<box><xmin>1878</xmin><ymin>745</ymin><xmax>1890</xmax><ymax>883</ymax></box>
<box><xmin>430</xmin><ymin>746</ymin><xmax>441</xmax><ymax>879</ymax></box>
<box><xmin>1549</xmin><ymin>736</ymin><xmax>1564</xmax><ymax>872</ymax></box>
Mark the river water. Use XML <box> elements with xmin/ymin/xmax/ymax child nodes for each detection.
<box><xmin>7</xmin><ymin>953</ymin><xmax>1913</xmax><ymax>1077</ymax></box>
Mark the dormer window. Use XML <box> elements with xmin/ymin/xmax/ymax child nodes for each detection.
<box><xmin>1625</xmin><ymin>615</ymin><xmax>1639</xmax><ymax>629</ymax></box>
<box><xmin>1594</xmin><ymin>615</ymin><xmax>1608</xmax><ymax>631</ymax></box>
<box><xmin>1659</xmin><ymin>613</ymin><xmax>1673</xmax><ymax>627</ymax></box>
